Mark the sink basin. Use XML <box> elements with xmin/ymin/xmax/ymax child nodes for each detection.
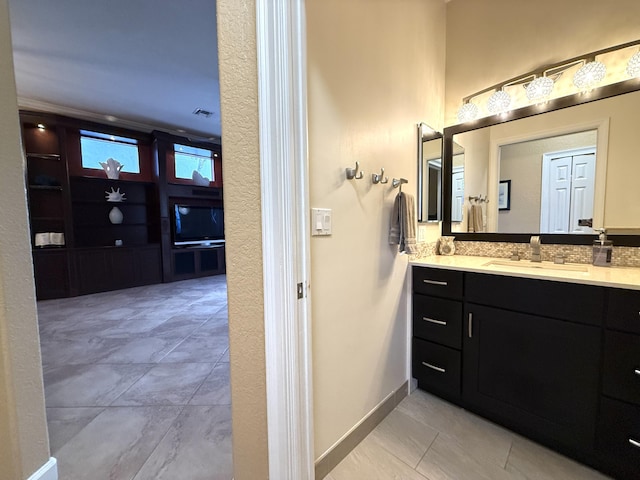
<box><xmin>482</xmin><ymin>259</ymin><xmax>590</xmax><ymax>273</ymax></box>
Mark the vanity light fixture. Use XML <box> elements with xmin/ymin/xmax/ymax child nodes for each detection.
<box><xmin>457</xmin><ymin>101</ymin><xmax>480</xmax><ymax>123</ymax></box>
<box><xmin>627</xmin><ymin>51</ymin><xmax>640</xmax><ymax>78</ymax></box>
<box><xmin>525</xmin><ymin>76</ymin><xmax>555</xmax><ymax>103</ymax></box>
<box><xmin>455</xmin><ymin>39</ymin><xmax>640</xmax><ymax>124</ymax></box>
<box><xmin>486</xmin><ymin>89</ymin><xmax>511</xmax><ymax>115</ymax></box>
<box><xmin>573</xmin><ymin>59</ymin><xmax>607</xmax><ymax>92</ymax></box>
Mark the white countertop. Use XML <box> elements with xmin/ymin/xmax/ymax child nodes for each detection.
<box><xmin>411</xmin><ymin>255</ymin><xmax>640</xmax><ymax>291</ymax></box>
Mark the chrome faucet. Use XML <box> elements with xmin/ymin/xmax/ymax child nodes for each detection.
<box><xmin>530</xmin><ymin>236</ymin><xmax>542</xmax><ymax>262</ymax></box>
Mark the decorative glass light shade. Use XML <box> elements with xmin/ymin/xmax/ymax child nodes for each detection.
<box><xmin>486</xmin><ymin>90</ymin><xmax>511</xmax><ymax>114</ymax></box>
<box><xmin>573</xmin><ymin>60</ymin><xmax>607</xmax><ymax>91</ymax></box>
<box><xmin>526</xmin><ymin>76</ymin><xmax>554</xmax><ymax>103</ymax></box>
<box><xmin>627</xmin><ymin>51</ymin><xmax>640</xmax><ymax>78</ymax></box>
<box><xmin>457</xmin><ymin>102</ymin><xmax>479</xmax><ymax>123</ymax></box>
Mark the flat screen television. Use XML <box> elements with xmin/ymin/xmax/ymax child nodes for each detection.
<box><xmin>173</xmin><ymin>204</ymin><xmax>224</xmax><ymax>246</ymax></box>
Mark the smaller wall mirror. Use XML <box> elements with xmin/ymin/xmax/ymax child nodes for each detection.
<box><xmin>417</xmin><ymin>123</ymin><xmax>443</xmax><ymax>223</ymax></box>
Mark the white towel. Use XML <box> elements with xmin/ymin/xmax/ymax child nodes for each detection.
<box><xmin>389</xmin><ymin>192</ymin><xmax>417</xmax><ymax>254</ymax></box>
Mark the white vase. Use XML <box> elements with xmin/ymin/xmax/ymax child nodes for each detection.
<box><xmin>439</xmin><ymin>236</ymin><xmax>455</xmax><ymax>256</ymax></box>
<box><xmin>109</xmin><ymin>206</ymin><xmax>123</xmax><ymax>224</ymax></box>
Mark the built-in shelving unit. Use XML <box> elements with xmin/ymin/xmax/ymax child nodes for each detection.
<box><xmin>21</xmin><ymin>111</ymin><xmax>224</xmax><ymax>299</ymax></box>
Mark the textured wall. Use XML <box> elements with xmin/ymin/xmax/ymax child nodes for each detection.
<box><xmin>216</xmin><ymin>1</ymin><xmax>269</xmax><ymax>478</ymax></box>
<box><xmin>306</xmin><ymin>0</ymin><xmax>446</xmax><ymax>459</ymax></box>
<box><xmin>0</xmin><ymin>0</ymin><xmax>51</xmax><ymax>477</ymax></box>
<box><xmin>445</xmin><ymin>0</ymin><xmax>640</xmax><ymax>126</ymax></box>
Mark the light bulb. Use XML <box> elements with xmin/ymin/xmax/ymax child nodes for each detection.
<box><xmin>487</xmin><ymin>90</ymin><xmax>511</xmax><ymax>114</ymax></box>
<box><xmin>457</xmin><ymin>102</ymin><xmax>479</xmax><ymax>123</ymax></box>
<box><xmin>526</xmin><ymin>77</ymin><xmax>554</xmax><ymax>103</ymax></box>
<box><xmin>627</xmin><ymin>51</ymin><xmax>640</xmax><ymax>78</ymax></box>
<box><xmin>573</xmin><ymin>60</ymin><xmax>607</xmax><ymax>91</ymax></box>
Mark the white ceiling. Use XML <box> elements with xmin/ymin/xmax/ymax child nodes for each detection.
<box><xmin>8</xmin><ymin>0</ymin><xmax>221</xmax><ymax>141</ymax></box>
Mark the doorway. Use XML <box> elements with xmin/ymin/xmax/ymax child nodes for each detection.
<box><xmin>540</xmin><ymin>147</ymin><xmax>596</xmax><ymax>234</ymax></box>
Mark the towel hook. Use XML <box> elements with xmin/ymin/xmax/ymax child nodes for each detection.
<box><xmin>372</xmin><ymin>167</ymin><xmax>389</xmax><ymax>184</ymax></box>
<box><xmin>392</xmin><ymin>178</ymin><xmax>408</xmax><ymax>193</ymax></box>
<box><xmin>346</xmin><ymin>161</ymin><xmax>364</xmax><ymax>180</ymax></box>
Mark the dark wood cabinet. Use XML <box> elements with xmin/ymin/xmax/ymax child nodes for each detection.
<box><xmin>412</xmin><ymin>268</ymin><xmax>463</xmax><ymax>402</ymax></box>
<box><xmin>74</xmin><ymin>246</ymin><xmax>162</xmax><ymax>295</ymax></box>
<box><xmin>412</xmin><ymin>265</ymin><xmax>639</xmax><ymax>480</ymax></box>
<box><xmin>463</xmin><ymin>303</ymin><xmax>601</xmax><ymax>452</ymax></box>
<box><xmin>171</xmin><ymin>246</ymin><xmax>226</xmax><ymax>280</ymax></box>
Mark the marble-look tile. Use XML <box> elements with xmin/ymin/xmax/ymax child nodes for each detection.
<box><xmin>160</xmin><ymin>334</ymin><xmax>228</xmax><ymax>363</ymax></box>
<box><xmin>146</xmin><ymin>314</ymin><xmax>212</xmax><ymax>338</ymax></box>
<box><xmin>330</xmin><ymin>436</ymin><xmax>429</xmax><ymax>480</ymax></box>
<box><xmin>398</xmin><ymin>390</ymin><xmax>514</xmax><ymax>468</ymax></box>
<box><xmin>55</xmin><ymin>406</ymin><xmax>182</xmax><ymax>480</ymax></box>
<box><xmin>113</xmin><ymin>363</ymin><xmax>214</xmax><ymax>406</ymax></box>
<box><xmin>189</xmin><ymin>364</ymin><xmax>231</xmax><ymax>405</ymax></box>
<box><xmin>505</xmin><ymin>436</ymin><xmax>612</xmax><ymax>480</ymax></box>
<box><xmin>367</xmin><ymin>408</ymin><xmax>438</xmax><ymax>468</ymax></box>
<box><xmin>417</xmin><ymin>433</ymin><xmax>524</xmax><ymax>480</ymax></box>
<box><xmin>133</xmin><ymin>405</ymin><xmax>233</xmax><ymax>480</ymax></box>
<box><xmin>97</xmin><ymin>335</ymin><xmax>186</xmax><ymax>364</ymax></box>
<box><xmin>217</xmin><ymin>347</ymin><xmax>229</xmax><ymax>363</ymax></box>
<box><xmin>39</xmin><ymin>336</ymin><xmax>126</xmax><ymax>366</ymax></box>
<box><xmin>98</xmin><ymin>316</ymin><xmax>172</xmax><ymax>337</ymax></box>
<box><xmin>192</xmin><ymin>317</ymin><xmax>229</xmax><ymax>337</ymax></box>
<box><xmin>44</xmin><ymin>364</ymin><xmax>150</xmax><ymax>407</ymax></box>
<box><xmin>46</xmin><ymin>407</ymin><xmax>104</xmax><ymax>453</ymax></box>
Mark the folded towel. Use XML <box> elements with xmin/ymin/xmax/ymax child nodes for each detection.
<box><xmin>389</xmin><ymin>192</ymin><xmax>417</xmax><ymax>254</ymax></box>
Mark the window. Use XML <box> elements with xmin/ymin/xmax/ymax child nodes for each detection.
<box><xmin>174</xmin><ymin>144</ymin><xmax>214</xmax><ymax>183</ymax></box>
<box><xmin>80</xmin><ymin>130</ymin><xmax>140</xmax><ymax>173</ymax></box>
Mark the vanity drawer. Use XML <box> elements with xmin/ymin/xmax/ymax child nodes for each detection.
<box><xmin>465</xmin><ymin>273</ymin><xmax>605</xmax><ymax>326</ymax></box>
<box><xmin>597</xmin><ymin>397</ymin><xmax>640</xmax><ymax>479</ymax></box>
<box><xmin>413</xmin><ymin>294</ymin><xmax>462</xmax><ymax>349</ymax></box>
<box><xmin>412</xmin><ymin>337</ymin><xmax>461</xmax><ymax>401</ymax></box>
<box><xmin>413</xmin><ymin>267</ymin><xmax>463</xmax><ymax>299</ymax></box>
<box><xmin>603</xmin><ymin>331</ymin><xmax>640</xmax><ymax>406</ymax></box>
<box><xmin>607</xmin><ymin>289</ymin><xmax>640</xmax><ymax>334</ymax></box>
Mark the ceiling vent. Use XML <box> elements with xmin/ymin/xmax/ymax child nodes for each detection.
<box><xmin>193</xmin><ymin>108</ymin><xmax>213</xmax><ymax>118</ymax></box>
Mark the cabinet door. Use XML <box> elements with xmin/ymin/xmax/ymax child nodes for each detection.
<box><xmin>463</xmin><ymin>304</ymin><xmax>601</xmax><ymax>451</ymax></box>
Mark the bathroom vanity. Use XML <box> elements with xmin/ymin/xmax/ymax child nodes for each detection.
<box><xmin>411</xmin><ymin>256</ymin><xmax>640</xmax><ymax>480</ymax></box>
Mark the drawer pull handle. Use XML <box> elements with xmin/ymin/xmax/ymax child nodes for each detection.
<box><xmin>422</xmin><ymin>361</ymin><xmax>445</xmax><ymax>373</ymax></box>
<box><xmin>635</xmin><ymin>369</ymin><xmax>640</xmax><ymax>376</ymax></box>
<box><xmin>423</xmin><ymin>279</ymin><xmax>448</xmax><ymax>286</ymax></box>
<box><xmin>468</xmin><ymin>312</ymin><xmax>473</xmax><ymax>338</ymax></box>
<box><xmin>423</xmin><ymin>317</ymin><xmax>447</xmax><ymax>326</ymax></box>
<box><xmin>629</xmin><ymin>438</ymin><xmax>640</xmax><ymax>449</ymax></box>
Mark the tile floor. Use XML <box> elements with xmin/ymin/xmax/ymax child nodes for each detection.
<box><xmin>39</xmin><ymin>276</ymin><xmax>613</xmax><ymax>480</ymax></box>
<box><xmin>37</xmin><ymin>275</ymin><xmax>233</xmax><ymax>480</ymax></box>
<box><xmin>326</xmin><ymin>389</ymin><xmax>613</xmax><ymax>480</ymax></box>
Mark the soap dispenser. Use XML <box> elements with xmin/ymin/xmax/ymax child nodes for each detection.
<box><xmin>592</xmin><ymin>228</ymin><xmax>613</xmax><ymax>267</ymax></box>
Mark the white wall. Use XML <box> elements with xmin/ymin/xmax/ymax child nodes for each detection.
<box><xmin>306</xmin><ymin>0</ymin><xmax>446</xmax><ymax>458</ymax></box>
<box><xmin>0</xmin><ymin>0</ymin><xmax>51</xmax><ymax>477</ymax></box>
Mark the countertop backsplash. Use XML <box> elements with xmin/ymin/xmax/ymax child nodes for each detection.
<box><xmin>411</xmin><ymin>240</ymin><xmax>640</xmax><ymax>268</ymax></box>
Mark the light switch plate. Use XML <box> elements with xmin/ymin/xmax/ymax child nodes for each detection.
<box><xmin>311</xmin><ymin>208</ymin><xmax>332</xmax><ymax>236</ymax></box>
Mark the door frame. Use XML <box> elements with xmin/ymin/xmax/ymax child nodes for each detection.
<box><xmin>256</xmin><ymin>0</ymin><xmax>315</xmax><ymax>478</ymax></box>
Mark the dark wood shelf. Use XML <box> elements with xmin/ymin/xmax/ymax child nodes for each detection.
<box><xmin>30</xmin><ymin>216</ymin><xmax>65</xmax><ymax>222</ymax></box>
<box><xmin>29</xmin><ymin>185</ymin><xmax>63</xmax><ymax>191</ymax></box>
<box><xmin>74</xmin><ymin>222</ymin><xmax>152</xmax><ymax>228</ymax></box>
<box><xmin>72</xmin><ymin>200</ymin><xmax>148</xmax><ymax>206</ymax></box>
<box><xmin>26</xmin><ymin>153</ymin><xmax>60</xmax><ymax>161</ymax></box>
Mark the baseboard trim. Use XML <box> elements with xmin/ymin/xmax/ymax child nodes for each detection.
<box><xmin>27</xmin><ymin>457</ymin><xmax>57</xmax><ymax>480</ymax></box>
<box><xmin>314</xmin><ymin>380</ymin><xmax>409</xmax><ymax>479</ymax></box>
